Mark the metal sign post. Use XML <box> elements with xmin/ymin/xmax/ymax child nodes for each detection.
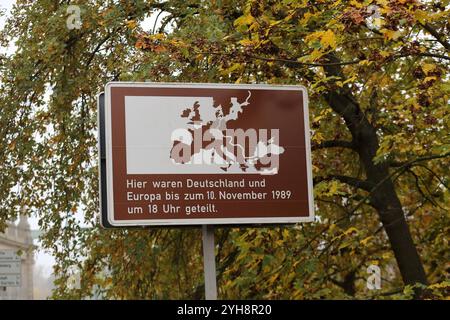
<box><xmin>202</xmin><ymin>225</ymin><xmax>217</xmax><ymax>300</ymax></box>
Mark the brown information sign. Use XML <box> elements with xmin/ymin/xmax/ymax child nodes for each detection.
<box><xmin>101</xmin><ymin>83</ymin><xmax>313</xmax><ymax>226</ymax></box>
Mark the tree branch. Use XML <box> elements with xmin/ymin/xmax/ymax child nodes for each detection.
<box><xmin>406</xmin><ymin>168</ymin><xmax>440</xmax><ymax>208</ymax></box>
<box><xmin>419</xmin><ymin>23</ymin><xmax>450</xmax><ymax>52</ymax></box>
<box><xmin>314</xmin><ymin>175</ymin><xmax>374</xmax><ymax>192</ymax></box>
<box><xmin>312</xmin><ymin>140</ymin><xmax>355</xmax><ymax>151</ymax></box>
<box><xmin>414</xmin><ymin>164</ymin><xmax>449</xmax><ymax>190</ymax></box>
<box><xmin>346</xmin><ymin>152</ymin><xmax>450</xmax><ymax>217</ymax></box>
<box><xmin>246</xmin><ymin>54</ymin><xmax>360</xmax><ymax>67</ymax></box>
<box><xmin>411</xmin><ymin>52</ymin><xmax>450</xmax><ymax>61</ymax></box>
<box><xmin>389</xmin><ymin>151</ymin><xmax>450</xmax><ymax>168</ymax></box>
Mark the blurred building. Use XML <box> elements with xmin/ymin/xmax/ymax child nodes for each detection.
<box><xmin>0</xmin><ymin>215</ymin><xmax>34</xmax><ymax>300</ymax></box>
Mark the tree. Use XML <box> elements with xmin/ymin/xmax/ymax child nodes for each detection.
<box><xmin>0</xmin><ymin>0</ymin><xmax>448</xmax><ymax>299</ymax></box>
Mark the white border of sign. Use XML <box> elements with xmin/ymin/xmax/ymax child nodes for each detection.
<box><xmin>103</xmin><ymin>82</ymin><xmax>314</xmax><ymax>226</ymax></box>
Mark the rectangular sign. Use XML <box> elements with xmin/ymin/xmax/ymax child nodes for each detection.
<box><xmin>0</xmin><ymin>274</ymin><xmax>21</xmax><ymax>287</ymax></box>
<box><xmin>0</xmin><ymin>261</ymin><xmax>21</xmax><ymax>274</ymax></box>
<box><xmin>100</xmin><ymin>82</ymin><xmax>314</xmax><ymax>227</ymax></box>
<box><xmin>0</xmin><ymin>250</ymin><xmax>21</xmax><ymax>261</ymax></box>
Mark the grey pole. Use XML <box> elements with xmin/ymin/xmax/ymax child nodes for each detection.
<box><xmin>202</xmin><ymin>225</ymin><xmax>217</xmax><ymax>300</ymax></box>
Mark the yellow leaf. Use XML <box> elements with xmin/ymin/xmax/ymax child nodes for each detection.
<box><xmin>153</xmin><ymin>33</ymin><xmax>165</xmax><ymax>40</ymax></box>
<box><xmin>414</xmin><ymin>10</ymin><xmax>429</xmax><ymax>24</ymax></box>
<box><xmin>372</xmin><ymin>18</ymin><xmax>384</xmax><ymax>28</ymax></box>
<box><xmin>350</xmin><ymin>0</ymin><xmax>363</xmax><ymax>8</ymax></box>
<box><xmin>126</xmin><ymin>20</ymin><xmax>136</xmax><ymax>29</ymax></box>
<box><xmin>234</xmin><ymin>14</ymin><xmax>256</xmax><ymax>27</ymax></box>
<box><xmin>269</xmin><ymin>19</ymin><xmax>281</xmax><ymax>27</ymax></box>
<box><xmin>360</xmin><ymin>236</ymin><xmax>373</xmax><ymax>246</ymax></box>
<box><xmin>381</xmin><ymin>28</ymin><xmax>400</xmax><ymax>40</ymax></box>
<box><xmin>320</xmin><ymin>29</ymin><xmax>337</xmax><ymax>49</ymax></box>
<box><xmin>331</xmin><ymin>0</ymin><xmax>342</xmax><ymax>8</ymax></box>
<box><xmin>344</xmin><ymin>227</ymin><xmax>359</xmax><ymax>236</ymax></box>
<box><xmin>309</xmin><ymin>49</ymin><xmax>323</xmax><ymax>61</ymax></box>
<box><xmin>313</xmin><ymin>115</ymin><xmax>324</xmax><ymax>122</ymax></box>
<box><xmin>283</xmin><ymin>12</ymin><xmax>295</xmax><ymax>22</ymax></box>
<box><xmin>221</xmin><ymin>63</ymin><xmax>243</xmax><ymax>75</ymax></box>
<box><xmin>300</xmin><ymin>12</ymin><xmax>313</xmax><ymax>24</ymax></box>
<box><xmin>382</xmin><ymin>252</ymin><xmax>392</xmax><ymax>260</ymax></box>
<box><xmin>305</xmin><ymin>31</ymin><xmax>320</xmax><ymax>44</ymax></box>
<box><xmin>380</xmin><ymin>50</ymin><xmax>390</xmax><ymax>58</ymax></box>
<box><xmin>268</xmin><ymin>274</ymin><xmax>279</xmax><ymax>285</ymax></box>
<box><xmin>312</xmin><ymin>131</ymin><xmax>324</xmax><ymax>144</ymax></box>
<box><xmin>422</xmin><ymin>63</ymin><xmax>436</xmax><ymax>74</ymax></box>
<box><xmin>376</xmin><ymin>0</ymin><xmax>388</xmax><ymax>6</ymax></box>
<box><xmin>343</xmin><ymin>75</ymin><xmax>357</xmax><ymax>85</ymax></box>
<box><xmin>359</xmin><ymin>59</ymin><xmax>371</xmax><ymax>66</ymax></box>
<box><xmin>249</xmin><ymin>22</ymin><xmax>260</xmax><ymax>32</ymax></box>
<box><xmin>239</xmin><ymin>38</ymin><xmax>255</xmax><ymax>46</ymax></box>
<box><xmin>381</xmin><ymin>76</ymin><xmax>392</xmax><ymax>86</ymax></box>
<box><xmin>428</xmin><ymin>281</ymin><xmax>450</xmax><ymax>289</ymax></box>
<box><xmin>328</xmin><ymin>180</ymin><xmax>339</xmax><ymax>195</ymax></box>
<box><xmin>338</xmin><ymin>241</ymin><xmax>352</xmax><ymax>250</ymax></box>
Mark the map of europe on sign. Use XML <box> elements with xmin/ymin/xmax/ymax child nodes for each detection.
<box><xmin>102</xmin><ymin>83</ymin><xmax>314</xmax><ymax>226</ymax></box>
<box><xmin>125</xmin><ymin>91</ymin><xmax>285</xmax><ymax>175</ymax></box>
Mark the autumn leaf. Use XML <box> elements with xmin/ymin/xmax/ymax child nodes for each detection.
<box><xmin>381</xmin><ymin>28</ymin><xmax>401</xmax><ymax>40</ymax></box>
<box><xmin>126</xmin><ymin>19</ymin><xmax>137</xmax><ymax>29</ymax></box>
<box><xmin>321</xmin><ymin>29</ymin><xmax>337</xmax><ymax>49</ymax></box>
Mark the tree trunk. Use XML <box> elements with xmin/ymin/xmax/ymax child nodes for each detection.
<box><xmin>322</xmin><ymin>56</ymin><xmax>428</xmax><ymax>288</ymax></box>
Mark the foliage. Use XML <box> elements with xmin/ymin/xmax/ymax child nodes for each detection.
<box><xmin>0</xmin><ymin>0</ymin><xmax>449</xmax><ymax>299</ymax></box>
